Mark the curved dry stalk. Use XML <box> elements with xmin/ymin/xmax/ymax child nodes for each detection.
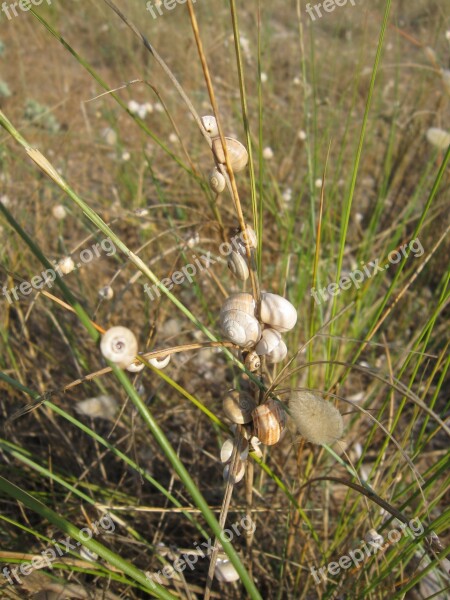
<box><xmin>6</xmin><ymin>342</ymin><xmax>236</xmax><ymax>422</ymax></box>
<box><xmin>185</xmin><ymin>0</ymin><xmax>260</xmax><ymax>303</ymax></box>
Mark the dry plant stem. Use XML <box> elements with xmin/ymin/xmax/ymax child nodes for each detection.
<box><xmin>6</xmin><ymin>342</ymin><xmax>237</xmax><ymax>422</ymax></box>
<box><xmin>103</xmin><ymin>0</ymin><xmax>210</xmax><ymax>148</ymax></box>
<box><xmin>203</xmin><ymin>432</ymin><xmax>244</xmax><ymax>600</ymax></box>
<box><xmin>185</xmin><ymin>0</ymin><xmax>259</xmax><ymax>303</ymax></box>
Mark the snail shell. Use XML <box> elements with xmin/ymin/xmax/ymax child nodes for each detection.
<box><xmin>149</xmin><ymin>355</ymin><xmax>171</xmax><ymax>369</ymax></box>
<box><xmin>58</xmin><ymin>256</ymin><xmax>75</xmax><ymax>275</ymax></box>
<box><xmin>215</xmin><ymin>555</ymin><xmax>240</xmax><ymax>582</ymax></box>
<box><xmin>223</xmin><ymin>389</ymin><xmax>257</xmax><ymax>424</ymax></box>
<box><xmin>201</xmin><ymin>115</ymin><xmax>219</xmax><ymax>138</ymax></box>
<box><xmin>221</xmin><ymin>292</ymin><xmax>255</xmax><ymax>315</ymax></box>
<box><xmin>220</xmin><ymin>293</ymin><xmax>261</xmax><ymax>348</ymax></box>
<box><xmin>100</xmin><ymin>326</ymin><xmax>138</xmax><ymax>369</ymax></box>
<box><xmin>266</xmin><ymin>339</ymin><xmax>288</xmax><ymax>364</ymax></box>
<box><xmin>227</xmin><ymin>251</ymin><xmax>249</xmax><ymax>281</ymax></box>
<box><xmin>223</xmin><ymin>460</ymin><xmax>246</xmax><ymax>484</ymax></box>
<box><xmin>255</xmin><ymin>329</ymin><xmax>288</xmax><ymax>364</ymax></box>
<box><xmin>209</xmin><ymin>167</ymin><xmax>226</xmax><ymax>194</ymax></box>
<box><xmin>220</xmin><ymin>310</ymin><xmax>261</xmax><ymax>348</ymax></box>
<box><xmin>244</xmin><ymin>351</ymin><xmax>261</xmax><ymax>372</ymax></box>
<box><xmin>99</xmin><ymin>285</ymin><xmax>114</xmax><ymax>300</ymax></box>
<box><xmin>252</xmin><ymin>399</ymin><xmax>287</xmax><ymax>446</ymax></box>
<box><xmin>260</xmin><ymin>292</ymin><xmax>297</xmax><ymax>332</ymax></box>
<box><xmin>212</xmin><ymin>137</ymin><xmax>249</xmax><ymax>173</ymax></box>
<box><xmin>235</xmin><ymin>227</ymin><xmax>258</xmax><ymax>258</ymax></box>
<box><xmin>126</xmin><ymin>359</ymin><xmax>145</xmax><ymax>373</ymax></box>
<box><xmin>220</xmin><ymin>437</ymin><xmax>249</xmax><ymax>463</ymax></box>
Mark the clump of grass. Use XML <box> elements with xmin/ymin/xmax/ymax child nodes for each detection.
<box><xmin>0</xmin><ymin>0</ymin><xmax>448</xmax><ymax>599</ymax></box>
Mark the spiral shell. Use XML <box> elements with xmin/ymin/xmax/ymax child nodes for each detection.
<box><xmin>227</xmin><ymin>251</ymin><xmax>249</xmax><ymax>281</ymax></box>
<box><xmin>100</xmin><ymin>326</ymin><xmax>138</xmax><ymax>369</ymax></box>
<box><xmin>244</xmin><ymin>351</ymin><xmax>261</xmax><ymax>372</ymax></box>
<box><xmin>212</xmin><ymin>137</ymin><xmax>249</xmax><ymax>173</ymax></box>
<box><xmin>260</xmin><ymin>292</ymin><xmax>297</xmax><ymax>332</ymax></box>
<box><xmin>266</xmin><ymin>339</ymin><xmax>288</xmax><ymax>364</ymax></box>
<box><xmin>201</xmin><ymin>115</ymin><xmax>219</xmax><ymax>138</ymax></box>
<box><xmin>223</xmin><ymin>389</ymin><xmax>257</xmax><ymax>424</ymax></box>
<box><xmin>221</xmin><ymin>310</ymin><xmax>261</xmax><ymax>348</ymax></box>
<box><xmin>252</xmin><ymin>399</ymin><xmax>287</xmax><ymax>446</ymax></box>
<box><xmin>209</xmin><ymin>167</ymin><xmax>226</xmax><ymax>193</ymax></box>
<box><xmin>220</xmin><ymin>293</ymin><xmax>261</xmax><ymax>348</ymax></box>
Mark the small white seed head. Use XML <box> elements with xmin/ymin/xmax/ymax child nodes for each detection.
<box><xmin>288</xmin><ymin>390</ymin><xmax>344</xmax><ymax>445</ymax></box>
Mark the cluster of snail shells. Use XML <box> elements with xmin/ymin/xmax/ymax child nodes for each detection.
<box><xmin>219</xmin><ymin>291</ymin><xmax>297</xmax><ymax>364</ymax></box>
<box><xmin>221</xmin><ymin>387</ymin><xmax>287</xmax><ymax>462</ymax></box>
<box><xmin>100</xmin><ymin>326</ymin><xmax>170</xmax><ymax>373</ymax></box>
<box><xmin>201</xmin><ymin>115</ymin><xmax>249</xmax><ymax>195</ymax></box>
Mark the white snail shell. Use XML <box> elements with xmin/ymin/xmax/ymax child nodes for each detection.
<box><xmin>220</xmin><ymin>293</ymin><xmax>261</xmax><ymax>348</ymax></box>
<box><xmin>209</xmin><ymin>167</ymin><xmax>226</xmax><ymax>194</ymax></box>
<box><xmin>212</xmin><ymin>137</ymin><xmax>249</xmax><ymax>173</ymax></box>
<box><xmin>201</xmin><ymin>115</ymin><xmax>219</xmax><ymax>138</ymax></box>
<box><xmin>223</xmin><ymin>460</ymin><xmax>246</xmax><ymax>484</ymax></box>
<box><xmin>100</xmin><ymin>326</ymin><xmax>138</xmax><ymax>369</ymax></box>
<box><xmin>220</xmin><ymin>437</ymin><xmax>249</xmax><ymax>463</ymax></box>
<box><xmin>227</xmin><ymin>251</ymin><xmax>249</xmax><ymax>281</ymax></box>
<box><xmin>215</xmin><ymin>555</ymin><xmax>240</xmax><ymax>582</ymax></box>
<box><xmin>252</xmin><ymin>399</ymin><xmax>287</xmax><ymax>446</ymax></box>
<box><xmin>255</xmin><ymin>329</ymin><xmax>288</xmax><ymax>364</ymax></box>
<box><xmin>222</xmin><ymin>389</ymin><xmax>257</xmax><ymax>424</ymax></box>
<box><xmin>221</xmin><ymin>309</ymin><xmax>261</xmax><ymax>348</ymax></box>
<box><xmin>126</xmin><ymin>359</ymin><xmax>145</xmax><ymax>373</ymax></box>
<box><xmin>58</xmin><ymin>256</ymin><xmax>75</xmax><ymax>275</ymax></box>
<box><xmin>99</xmin><ymin>285</ymin><xmax>114</xmax><ymax>300</ymax></box>
<box><xmin>260</xmin><ymin>292</ymin><xmax>297</xmax><ymax>332</ymax></box>
<box><xmin>149</xmin><ymin>355</ymin><xmax>171</xmax><ymax>369</ymax></box>
<box><xmin>266</xmin><ymin>338</ymin><xmax>288</xmax><ymax>364</ymax></box>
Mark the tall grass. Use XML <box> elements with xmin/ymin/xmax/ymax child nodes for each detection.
<box><xmin>0</xmin><ymin>0</ymin><xmax>449</xmax><ymax>598</ymax></box>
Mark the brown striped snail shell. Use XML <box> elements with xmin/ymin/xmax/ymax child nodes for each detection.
<box><xmin>212</xmin><ymin>137</ymin><xmax>249</xmax><ymax>173</ymax></box>
<box><xmin>252</xmin><ymin>399</ymin><xmax>287</xmax><ymax>446</ymax></box>
<box><xmin>227</xmin><ymin>251</ymin><xmax>249</xmax><ymax>281</ymax></box>
<box><xmin>244</xmin><ymin>350</ymin><xmax>261</xmax><ymax>372</ymax></box>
